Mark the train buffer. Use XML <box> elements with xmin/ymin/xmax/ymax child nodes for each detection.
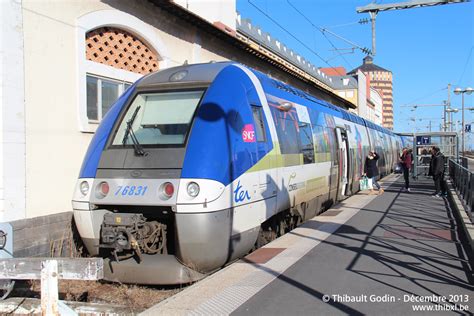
<box><xmin>143</xmin><ymin>174</ymin><xmax>473</xmax><ymax>315</ymax></box>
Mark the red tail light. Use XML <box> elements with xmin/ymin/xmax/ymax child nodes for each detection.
<box><xmin>99</xmin><ymin>182</ymin><xmax>109</xmax><ymax>197</ymax></box>
<box><xmin>100</xmin><ymin>182</ymin><xmax>110</xmax><ymax>195</ymax></box>
<box><xmin>162</xmin><ymin>182</ymin><xmax>174</xmax><ymax>199</ymax></box>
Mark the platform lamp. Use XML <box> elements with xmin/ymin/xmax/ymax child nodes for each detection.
<box><xmin>445</xmin><ymin>108</ymin><xmax>458</xmax><ymax>132</ymax></box>
<box><xmin>453</xmin><ymin>87</ymin><xmax>473</xmax><ymax>154</ymax></box>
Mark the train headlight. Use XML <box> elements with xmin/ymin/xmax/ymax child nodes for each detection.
<box><xmin>79</xmin><ymin>181</ymin><xmax>89</xmax><ymax>196</ymax></box>
<box><xmin>187</xmin><ymin>182</ymin><xmax>200</xmax><ymax>198</ymax></box>
<box><xmin>96</xmin><ymin>182</ymin><xmax>109</xmax><ymax>198</ymax></box>
<box><xmin>169</xmin><ymin>70</ymin><xmax>188</xmax><ymax>82</ymax></box>
<box><xmin>160</xmin><ymin>182</ymin><xmax>174</xmax><ymax>200</ymax></box>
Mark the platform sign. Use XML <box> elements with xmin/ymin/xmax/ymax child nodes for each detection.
<box><xmin>416</xmin><ymin>136</ymin><xmax>431</xmax><ymax>145</ymax></box>
<box><xmin>466</xmin><ymin>124</ymin><xmax>471</xmax><ymax>133</ymax></box>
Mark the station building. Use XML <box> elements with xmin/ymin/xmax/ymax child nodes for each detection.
<box><xmin>1</xmin><ymin>0</ymin><xmax>362</xmax><ymax>257</ymax></box>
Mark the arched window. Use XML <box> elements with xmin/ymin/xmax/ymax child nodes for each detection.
<box><xmin>86</xmin><ymin>27</ymin><xmax>159</xmax><ymax>74</ymax></box>
<box><xmin>77</xmin><ymin>10</ymin><xmax>168</xmax><ymax>132</ymax></box>
<box><xmin>85</xmin><ymin>27</ymin><xmax>160</xmax><ymax>122</ymax></box>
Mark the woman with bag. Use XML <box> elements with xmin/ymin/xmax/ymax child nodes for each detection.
<box><xmin>364</xmin><ymin>151</ymin><xmax>384</xmax><ymax>195</ymax></box>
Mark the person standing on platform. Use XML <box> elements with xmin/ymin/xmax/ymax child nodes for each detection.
<box><xmin>420</xmin><ymin>148</ymin><xmax>431</xmax><ymax>176</ymax></box>
<box><xmin>364</xmin><ymin>150</ymin><xmax>384</xmax><ymax>195</ymax></box>
<box><xmin>408</xmin><ymin>148</ymin><xmax>415</xmax><ymax>178</ymax></box>
<box><xmin>400</xmin><ymin>148</ymin><xmax>412</xmax><ymax>192</ymax></box>
<box><xmin>429</xmin><ymin>146</ymin><xmax>447</xmax><ymax>197</ymax></box>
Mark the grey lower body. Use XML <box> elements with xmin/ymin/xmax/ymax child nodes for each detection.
<box><xmin>83</xmin><ymin>209</ymin><xmax>259</xmax><ymax>285</ymax></box>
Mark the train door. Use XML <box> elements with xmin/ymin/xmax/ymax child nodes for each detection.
<box><xmin>251</xmin><ymin>105</ymin><xmax>277</xmax><ymax>213</ymax></box>
<box><xmin>336</xmin><ymin>127</ymin><xmax>350</xmax><ymax>199</ymax></box>
<box><xmin>328</xmin><ymin>128</ymin><xmax>340</xmax><ymax>204</ymax></box>
<box><xmin>386</xmin><ymin>136</ymin><xmax>393</xmax><ymax>173</ymax></box>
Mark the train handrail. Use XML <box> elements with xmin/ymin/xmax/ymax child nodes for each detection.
<box><xmin>448</xmin><ymin>159</ymin><xmax>473</xmax><ymax>221</ymax></box>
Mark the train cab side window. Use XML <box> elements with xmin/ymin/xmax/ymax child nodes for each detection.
<box><xmin>299</xmin><ymin>122</ymin><xmax>315</xmax><ymax>164</ymax></box>
<box><xmin>251</xmin><ymin>106</ymin><xmax>266</xmax><ymax>142</ymax></box>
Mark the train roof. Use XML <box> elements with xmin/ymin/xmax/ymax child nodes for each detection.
<box><xmin>252</xmin><ymin>69</ymin><xmax>396</xmax><ymax>136</ymax></box>
<box><xmin>136</xmin><ymin>62</ymin><xmax>395</xmax><ymax>137</ymax></box>
<box><xmin>137</xmin><ymin>62</ymin><xmax>234</xmax><ymax>88</ymax></box>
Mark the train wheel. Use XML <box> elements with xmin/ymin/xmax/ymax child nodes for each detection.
<box><xmin>255</xmin><ymin>228</ymin><xmax>267</xmax><ymax>249</ymax></box>
<box><xmin>256</xmin><ymin>225</ymin><xmax>277</xmax><ymax>249</ymax></box>
<box><xmin>278</xmin><ymin>213</ymin><xmax>290</xmax><ymax>236</ymax></box>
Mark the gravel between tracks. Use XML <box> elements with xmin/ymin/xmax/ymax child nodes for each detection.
<box><xmin>9</xmin><ymin>279</ymin><xmax>184</xmax><ymax>312</ymax></box>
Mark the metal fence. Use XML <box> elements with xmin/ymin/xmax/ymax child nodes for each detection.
<box><xmin>413</xmin><ymin>133</ymin><xmax>458</xmax><ymax>179</ymax></box>
<box><xmin>397</xmin><ymin>132</ymin><xmax>459</xmax><ymax>179</ymax></box>
<box><xmin>449</xmin><ymin>159</ymin><xmax>473</xmax><ymax>220</ymax></box>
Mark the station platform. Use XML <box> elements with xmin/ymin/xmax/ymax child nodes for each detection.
<box><xmin>142</xmin><ymin>175</ymin><xmax>474</xmax><ymax>315</ymax></box>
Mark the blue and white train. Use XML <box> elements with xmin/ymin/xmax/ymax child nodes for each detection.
<box><xmin>72</xmin><ymin>62</ymin><xmax>403</xmax><ymax>284</ymax></box>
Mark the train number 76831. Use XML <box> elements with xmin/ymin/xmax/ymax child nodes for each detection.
<box><xmin>114</xmin><ymin>185</ymin><xmax>148</xmax><ymax>196</ymax></box>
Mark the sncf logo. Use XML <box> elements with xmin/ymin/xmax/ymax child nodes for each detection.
<box><xmin>242</xmin><ymin>124</ymin><xmax>256</xmax><ymax>143</ymax></box>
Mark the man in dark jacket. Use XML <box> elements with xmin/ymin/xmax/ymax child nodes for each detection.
<box><xmin>428</xmin><ymin>146</ymin><xmax>447</xmax><ymax>197</ymax></box>
<box><xmin>364</xmin><ymin>151</ymin><xmax>384</xmax><ymax>195</ymax></box>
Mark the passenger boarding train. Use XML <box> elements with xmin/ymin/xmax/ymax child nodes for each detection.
<box><xmin>72</xmin><ymin>62</ymin><xmax>404</xmax><ymax>284</ymax></box>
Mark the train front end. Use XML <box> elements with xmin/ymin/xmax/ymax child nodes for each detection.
<box><xmin>72</xmin><ymin>62</ymin><xmax>267</xmax><ymax>284</ymax></box>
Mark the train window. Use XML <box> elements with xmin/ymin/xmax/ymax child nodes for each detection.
<box><xmin>111</xmin><ymin>90</ymin><xmax>204</xmax><ymax>146</ymax></box>
<box><xmin>251</xmin><ymin>106</ymin><xmax>266</xmax><ymax>142</ymax></box>
<box><xmin>326</xmin><ymin>127</ymin><xmax>338</xmax><ymax>163</ymax></box>
<box><xmin>270</xmin><ymin>107</ymin><xmax>300</xmax><ymax>155</ymax></box>
<box><xmin>313</xmin><ymin>125</ymin><xmax>330</xmax><ymax>162</ymax></box>
<box><xmin>299</xmin><ymin>123</ymin><xmax>314</xmax><ymax>164</ymax></box>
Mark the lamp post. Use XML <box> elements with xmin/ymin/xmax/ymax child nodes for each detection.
<box><xmin>454</xmin><ymin>87</ymin><xmax>473</xmax><ymax>154</ymax></box>
<box><xmin>445</xmin><ymin>107</ymin><xmax>459</xmax><ymax>131</ymax></box>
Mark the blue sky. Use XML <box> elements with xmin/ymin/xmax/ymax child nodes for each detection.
<box><xmin>237</xmin><ymin>0</ymin><xmax>474</xmax><ymax>149</ymax></box>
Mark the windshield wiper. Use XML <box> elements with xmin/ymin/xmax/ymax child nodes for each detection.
<box><xmin>122</xmin><ymin>106</ymin><xmax>146</xmax><ymax>156</ymax></box>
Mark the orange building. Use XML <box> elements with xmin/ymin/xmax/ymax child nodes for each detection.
<box><xmin>349</xmin><ymin>56</ymin><xmax>394</xmax><ymax>130</ymax></box>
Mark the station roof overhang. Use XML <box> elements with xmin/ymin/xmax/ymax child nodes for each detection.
<box><xmin>148</xmin><ymin>0</ymin><xmax>357</xmax><ymax>110</ymax></box>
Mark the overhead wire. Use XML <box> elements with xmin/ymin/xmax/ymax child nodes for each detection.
<box><xmin>247</xmin><ymin>0</ymin><xmax>384</xmax><ymax>114</ymax></box>
<box><xmin>246</xmin><ymin>0</ymin><xmax>328</xmax><ymax>68</ymax></box>
<box><xmin>323</xmin><ymin>20</ymin><xmax>366</xmax><ymax>29</ymax></box>
<box><xmin>285</xmin><ymin>0</ymin><xmax>367</xmax><ymax>98</ymax></box>
<box><xmin>397</xmin><ymin>87</ymin><xmax>448</xmax><ymax>126</ymax></box>
<box><xmin>456</xmin><ymin>46</ymin><xmax>473</xmax><ymax>87</ymax></box>
<box><xmin>247</xmin><ymin>0</ymin><xmax>363</xmax><ymax>98</ymax></box>
<box><xmin>402</xmin><ymin>87</ymin><xmax>447</xmax><ymax>107</ymax></box>
<box><xmin>286</xmin><ymin>0</ymin><xmax>356</xmax><ymax>69</ymax></box>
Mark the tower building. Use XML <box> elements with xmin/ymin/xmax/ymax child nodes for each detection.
<box><xmin>349</xmin><ymin>56</ymin><xmax>393</xmax><ymax>129</ymax></box>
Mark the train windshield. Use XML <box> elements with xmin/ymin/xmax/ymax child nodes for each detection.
<box><xmin>112</xmin><ymin>90</ymin><xmax>204</xmax><ymax>147</ymax></box>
